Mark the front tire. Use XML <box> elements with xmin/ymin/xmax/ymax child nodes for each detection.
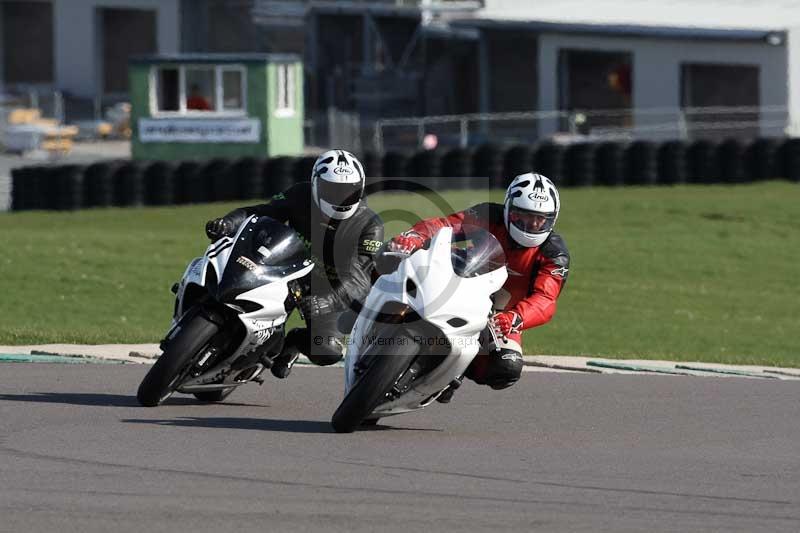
<box><xmin>331</xmin><ymin>325</ymin><xmax>418</xmax><ymax>433</ymax></box>
<box><xmin>137</xmin><ymin>310</ymin><xmax>220</xmax><ymax>407</ymax></box>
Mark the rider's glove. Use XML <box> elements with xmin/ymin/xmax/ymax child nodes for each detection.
<box><xmin>491</xmin><ymin>311</ymin><xmax>523</xmax><ymax>339</ymax></box>
<box><xmin>205</xmin><ymin>217</ymin><xmax>234</xmax><ymax>241</ymax></box>
<box><xmin>387</xmin><ymin>231</ymin><xmax>424</xmax><ymax>255</ymax></box>
<box><xmin>297</xmin><ymin>295</ymin><xmax>333</xmax><ymax>321</ymax></box>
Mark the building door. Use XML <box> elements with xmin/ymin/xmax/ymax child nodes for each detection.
<box><xmin>99</xmin><ymin>7</ymin><xmax>157</xmax><ymax>95</ymax></box>
<box><xmin>681</xmin><ymin>63</ymin><xmax>759</xmax><ymax>139</ymax></box>
<box><xmin>2</xmin><ymin>1</ymin><xmax>54</xmax><ymax>85</ymax></box>
<box><xmin>558</xmin><ymin>49</ymin><xmax>632</xmax><ymax>134</ymax></box>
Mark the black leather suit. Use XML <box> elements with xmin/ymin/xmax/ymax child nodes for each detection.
<box><xmin>222</xmin><ymin>181</ymin><xmax>384</xmax><ymax>365</ymax></box>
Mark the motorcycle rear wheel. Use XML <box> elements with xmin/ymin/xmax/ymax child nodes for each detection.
<box><xmin>137</xmin><ymin>310</ymin><xmax>220</xmax><ymax>407</ymax></box>
<box><xmin>331</xmin><ymin>325</ymin><xmax>418</xmax><ymax>433</ymax></box>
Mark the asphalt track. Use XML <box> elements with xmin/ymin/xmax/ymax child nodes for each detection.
<box><xmin>1</xmin><ymin>364</ymin><xmax>799</xmax><ymax>532</ymax></box>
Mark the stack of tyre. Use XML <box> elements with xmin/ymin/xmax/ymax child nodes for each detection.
<box><xmin>9</xmin><ymin>138</ymin><xmax>798</xmax><ymax>211</ymax></box>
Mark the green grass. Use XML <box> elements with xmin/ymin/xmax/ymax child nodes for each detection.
<box><xmin>1</xmin><ymin>182</ymin><xmax>799</xmax><ymax>366</ymax></box>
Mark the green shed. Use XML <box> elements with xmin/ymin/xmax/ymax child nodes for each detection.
<box><xmin>129</xmin><ymin>53</ymin><xmax>303</xmax><ymax>161</ymax></box>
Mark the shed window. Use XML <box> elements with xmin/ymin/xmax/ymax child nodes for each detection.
<box><xmin>185</xmin><ymin>67</ymin><xmax>216</xmax><ymax>111</ymax></box>
<box><xmin>157</xmin><ymin>68</ymin><xmax>180</xmax><ymax>111</ymax></box>
<box><xmin>151</xmin><ymin>64</ymin><xmax>246</xmax><ymax>115</ymax></box>
<box><xmin>276</xmin><ymin>63</ymin><xmax>295</xmax><ymax>116</ymax></box>
<box><xmin>222</xmin><ymin>69</ymin><xmax>244</xmax><ymax>110</ymax></box>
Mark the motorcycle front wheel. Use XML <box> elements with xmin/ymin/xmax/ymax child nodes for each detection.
<box><xmin>136</xmin><ymin>309</ymin><xmax>221</xmax><ymax>407</ymax></box>
<box><xmin>331</xmin><ymin>324</ymin><xmax>418</xmax><ymax>433</ymax></box>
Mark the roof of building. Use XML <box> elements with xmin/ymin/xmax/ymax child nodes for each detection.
<box><xmin>473</xmin><ymin>0</ymin><xmax>800</xmax><ymax>32</ymax></box>
<box><xmin>129</xmin><ymin>53</ymin><xmax>302</xmax><ymax>65</ymax></box>
<box><xmin>451</xmin><ymin>18</ymin><xmax>784</xmax><ymax>43</ymax></box>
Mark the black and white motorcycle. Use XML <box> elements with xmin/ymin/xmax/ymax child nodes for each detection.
<box><xmin>136</xmin><ymin>216</ymin><xmax>314</xmax><ymax>407</ymax></box>
<box><xmin>331</xmin><ymin>225</ymin><xmax>508</xmax><ymax>432</ymax></box>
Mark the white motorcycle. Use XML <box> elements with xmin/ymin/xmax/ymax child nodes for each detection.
<box><xmin>136</xmin><ymin>215</ymin><xmax>314</xmax><ymax>407</ymax></box>
<box><xmin>331</xmin><ymin>225</ymin><xmax>508</xmax><ymax>433</ymax></box>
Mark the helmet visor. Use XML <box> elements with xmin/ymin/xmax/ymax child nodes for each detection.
<box><xmin>508</xmin><ymin>205</ymin><xmax>556</xmax><ymax>234</ymax></box>
<box><xmin>317</xmin><ymin>179</ymin><xmax>363</xmax><ymax>207</ymax></box>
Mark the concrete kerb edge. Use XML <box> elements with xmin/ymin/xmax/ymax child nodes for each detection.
<box><xmin>1</xmin><ymin>345</ymin><xmax>798</xmax><ymax>379</ymax></box>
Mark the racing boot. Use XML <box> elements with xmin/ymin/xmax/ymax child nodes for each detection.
<box><xmin>270</xmin><ymin>344</ymin><xmax>301</xmax><ymax>379</ymax></box>
<box><xmin>436</xmin><ymin>376</ymin><xmax>463</xmax><ymax>404</ymax></box>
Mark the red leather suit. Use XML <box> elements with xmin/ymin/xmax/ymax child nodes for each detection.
<box><xmin>397</xmin><ymin>202</ymin><xmax>570</xmax><ymax>347</ymax></box>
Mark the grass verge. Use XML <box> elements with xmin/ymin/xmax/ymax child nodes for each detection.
<box><xmin>1</xmin><ymin>182</ymin><xmax>798</xmax><ymax>366</ymax></box>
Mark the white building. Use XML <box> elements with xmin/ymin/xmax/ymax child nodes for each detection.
<box><xmin>449</xmin><ymin>0</ymin><xmax>800</xmax><ymax>137</ymax></box>
<box><xmin>0</xmin><ymin>0</ymin><xmax>181</xmax><ymax>115</ymax></box>
<box><xmin>3</xmin><ymin>0</ymin><xmax>800</xmax><ymax>138</ymax></box>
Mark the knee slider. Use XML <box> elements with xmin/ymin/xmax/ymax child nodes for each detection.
<box><xmin>485</xmin><ymin>349</ymin><xmax>523</xmax><ymax>390</ymax></box>
<box><xmin>307</xmin><ymin>335</ymin><xmax>344</xmax><ymax>366</ymax></box>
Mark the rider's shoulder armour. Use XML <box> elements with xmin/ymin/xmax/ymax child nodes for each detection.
<box><xmin>540</xmin><ymin>232</ymin><xmax>570</xmax><ymax>269</ymax></box>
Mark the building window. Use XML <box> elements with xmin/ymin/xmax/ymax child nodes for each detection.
<box><xmin>276</xmin><ymin>63</ymin><xmax>295</xmax><ymax>116</ymax></box>
<box><xmin>2</xmin><ymin>1</ymin><xmax>54</xmax><ymax>84</ymax></box>
<box><xmin>185</xmin><ymin>67</ymin><xmax>216</xmax><ymax>111</ymax></box>
<box><xmin>151</xmin><ymin>65</ymin><xmax>246</xmax><ymax>115</ymax></box>
<box><xmin>221</xmin><ymin>69</ymin><xmax>244</xmax><ymax>110</ymax></box>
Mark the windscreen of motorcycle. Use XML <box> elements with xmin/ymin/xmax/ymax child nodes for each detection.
<box><xmin>450</xmin><ymin>224</ymin><xmax>506</xmax><ymax>278</ymax></box>
<box><xmin>217</xmin><ymin>217</ymin><xmax>311</xmax><ymax>301</ymax></box>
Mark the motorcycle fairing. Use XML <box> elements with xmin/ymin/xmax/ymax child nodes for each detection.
<box><xmin>344</xmin><ymin>227</ymin><xmax>507</xmax><ymax>415</ymax></box>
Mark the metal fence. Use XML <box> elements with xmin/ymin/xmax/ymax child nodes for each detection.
<box><xmin>371</xmin><ymin>106</ymin><xmax>791</xmax><ymax>152</ymax></box>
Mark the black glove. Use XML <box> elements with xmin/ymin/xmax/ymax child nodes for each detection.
<box><xmin>205</xmin><ymin>217</ymin><xmax>234</xmax><ymax>241</ymax></box>
<box><xmin>297</xmin><ymin>295</ymin><xmax>333</xmax><ymax>321</ymax></box>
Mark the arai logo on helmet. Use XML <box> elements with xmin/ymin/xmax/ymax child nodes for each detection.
<box><xmin>333</xmin><ymin>166</ymin><xmax>353</xmax><ymax>176</ymax></box>
<box><xmin>528</xmin><ymin>191</ymin><xmax>549</xmax><ymax>202</ymax></box>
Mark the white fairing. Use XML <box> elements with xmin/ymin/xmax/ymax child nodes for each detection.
<box><xmin>169</xmin><ymin>217</ymin><xmax>313</xmax><ymax>391</ymax></box>
<box><xmin>344</xmin><ymin>227</ymin><xmax>507</xmax><ymax>416</ymax></box>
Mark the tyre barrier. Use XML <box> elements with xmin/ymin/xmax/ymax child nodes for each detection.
<box><xmin>564</xmin><ymin>143</ymin><xmax>596</xmax><ymax>187</ymax></box>
<box><xmin>84</xmin><ymin>161</ymin><xmax>118</xmax><ymax>208</ymax></box>
<box><xmin>360</xmin><ymin>151</ymin><xmax>383</xmax><ymax>178</ymax></box>
<box><xmin>594</xmin><ymin>142</ymin><xmax>625</xmax><ymax>186</ymax></box>
<box><xmin>534</xmin><ymin>143</ymin><xmax>564</xmax><ymax>185</ymax></box>
<box><xmin>745</xmin><ymin>138</ymin><xmax>779</xmax><ymax>181</ymax></box>
<box><xmin>503</xmin><ymin>144</ymin><xmax>535</xmax><ymax>183</ymax></box>
<box><xmin>294</xmin><ymin>156</ymin><xmax>318</xmax><ymax>186</ymax></box>
<box><xmin>264</xmin><ymin>156</ymin><xmax>296</xmax><ymax>197</ymax></box>
<box><xmin>230</xmin><ymin>157</ymin><xmax>265</xmax><ymax>200</ymax></box>
<box><xmin>408</xmin><ymin>149</ymin><xmax>442</xmax><ymax>178</ymax></box>
<box><xmin>625</xmin><ymin>141</ymin><xmax>658</xmax><ymax>185</ymax></box>
<box><xmin>201</xmin><ymin>158</ymin><xmax>235</xmax><ymax>202</ymax></box>
<box><xmin>779</xmin><ymin>138</ymin><xmax>800</xmax><ymax>182</ymax></box>
<box><xmin>55</xmin><ymin>165</ymin><xmax>85</xmax><ymax>210</ymax></box>
<box><xmin>112</xmin><ymin>162</ymin><xmax>145</xmax><ymax>207</ymax></box>
<box><xmin>717</xmin><ymin>139</ymin><xmax>746</xmax><ymax>184</ymax></box>
<box><xmin>442</xmin><ymin>148</ymin><xmax>478</xmax><ymax>189</ymax></box>
<box><xmin>473</xmin><ymin>144</ymin><xmax>505</xmax><ymax>187</ymax></box>
<box><xmin>174</xmin><ymin>161</ymin><xmax>203</xmax><ymax>204</ymax></box>
<box><xmin>657</xmin><ymin>141</ymin><xmax>687</xmax><ymax>185</ymax></box>
<box><xmin>382</xmin><ymin>151</ymin><xmax>410</xmax><ymax>178</ymax></box>
<box><xmin>10</xmin><ymin>166</ymin><xmax>36</xmax><ymax>210</ymax></box>
<box><xmin>8</xmin><ymin>139</ymin><xmax>798</xmax><ymax>211</ymax></box>
<box><xmin>143</xmin><ymin>161</ymin><xmax>175</xmax><ymax>206</ymax></box>
<box><xmin>686</xmin><ymin>140</ymin><xmax>720</xmax><ymax>184</ymax></box>
<box><xmin>407</xmin><ymin>150</ymin><xmax>442</xmax><ymax>191</ymax></box>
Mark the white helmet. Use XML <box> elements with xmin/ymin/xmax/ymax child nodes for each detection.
<box><xmin>311</xmin><ymin>149</ymin><xmax>366</xmax><ymax>220</ymax></box>
<box><xmin>503</xmin><ymin>173</ymin><xmax>560</xmax><ymax>247</ymax></box>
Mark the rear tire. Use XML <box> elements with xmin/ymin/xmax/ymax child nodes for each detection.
<box><xmin>331</xmin><ymin>325</ymin><xmax>418</xmax><ymax>433</ymax></box>
<box><xmin>137</xmin><ymin>310</ymin><xmax>220</xmax><ymax>407</ymax></box>
<box><xmin>193</xmin><ymin>388</ymin><xmax>235</xmax><ymax>403</ymax></box>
